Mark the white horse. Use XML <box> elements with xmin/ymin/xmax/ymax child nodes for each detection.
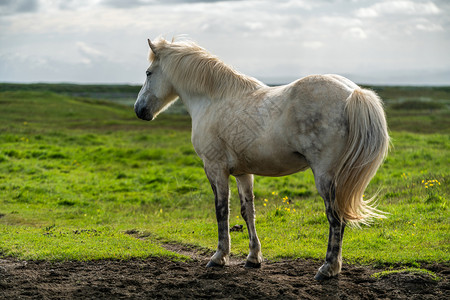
<box><xmin>134</xmin><ymin>37</ymin><xmax>389</xmax><ymax>280</ymax></box>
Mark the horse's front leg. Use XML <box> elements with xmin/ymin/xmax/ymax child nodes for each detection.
<box><xmin>235</xmin><ymin>174</ymin><xmax>262</xmax><ymax>268</ymax></box>
<box><xmin>205</xmin><ymin>166</ymin><xmax>230</xmax><ymax>267</ymax></box>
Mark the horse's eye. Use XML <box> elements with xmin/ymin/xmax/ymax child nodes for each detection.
<box><xmin>146</xmin><ymin>71</ymin><xmax>152</xmax><ymax>77</ymax></box>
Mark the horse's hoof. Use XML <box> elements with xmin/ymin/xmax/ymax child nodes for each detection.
<box><xmin>244</xmin><ymin>261</ymin><xmax>261</xmax><ymax>269</ymax></box>
<box><xmin>206</xmin><ymin>260</ymin><xmax>224</xmax><ymax>268</ymax></box>
<box><xmin>314</xmin><ymin>271</ymin><xmax>331</xmax><ymax>281</ymax></box>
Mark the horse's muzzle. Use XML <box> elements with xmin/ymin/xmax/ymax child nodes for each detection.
<box><xmin>135</xmin><ymin>104</ymin><xmax>153</xmax><ymax>121</ymax></box>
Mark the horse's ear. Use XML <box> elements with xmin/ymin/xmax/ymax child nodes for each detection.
<box><xmin>148</xmin><ymin>39</ymin><xmax>157</xmax><ymax>54</ymax></box>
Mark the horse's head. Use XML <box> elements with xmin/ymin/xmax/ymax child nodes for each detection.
<box><xmin>134</xmin><ymin>39</ymin><xmax>178</xmax><ymax>121</ymax></box>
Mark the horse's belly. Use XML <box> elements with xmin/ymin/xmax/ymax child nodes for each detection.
<box><xmin>232</xmin><ymin>151</ymin><xmax>310</xmax><ymax>177</ymax></box>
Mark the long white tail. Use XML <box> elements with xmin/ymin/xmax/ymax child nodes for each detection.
<box><xmin>334</xmin><ymin>88</ymin><xmax>390</xmax><ymax>226</ymax></box>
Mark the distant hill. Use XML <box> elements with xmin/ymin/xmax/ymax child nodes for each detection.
<box><xmin>0</xmin><ymin>83</ymin><xmax>141</xmax><ymax>95</ymax></box>
<box><xmin>1</xmin><ymin>82</ymin><xmax>449</xmax><ymax>102</ymax></box>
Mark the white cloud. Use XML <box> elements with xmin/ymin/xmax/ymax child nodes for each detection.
<box><xmin>319</xmin><ymin>16</ymin><xmax>363</xmax><ymax>28</ymax></box>
<box><xmin>302</xmin><ymin>41</ymin><xmax>323</xmax><ymax>49</ymax></box>
<box><xmin>279</xmin><ymin>0</ymin><xmax>314</xmax><ymax>10</ymax></box>
<box><xmin>415</xmin><ymin>22</ymin><xmax>444</xmax><ymax>32</ymax></box>
<box><xmin>345</xmin><ymin>27</ymin><xmax>368</xmax><ymax>39</ymax></box>
<box><xmin>76</xmin><ymin>42</ymin><xmax>105</xmax><ymax>64</ymax></box>
<box><xmin>355</xmin><ymin>1</ymin><xmax>441</xmax><ymax>18</ymax></box>
<box><xmin>244</xmin><ymin>22</ymin><xmax>264</xmax><ymax>31</ymax></box>
<box><xmin>77</xmin><ymin>42</ymin><xmax>103</xmax><ymax>57</ymax></box>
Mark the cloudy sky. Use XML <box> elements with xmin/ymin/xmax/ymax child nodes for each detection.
<box><xmin>0</xmin><ymin>0</ymin><xmax>449</xmax><ymax>85</ymax></box>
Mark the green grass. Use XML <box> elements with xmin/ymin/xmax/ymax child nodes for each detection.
<box><xmin>0</xmin><ymin>89</ymin><xmax>448</xmax><ymax>267</ymax></box>
<box><xmin>0</xmin><ymin>225</ymin><xmax>186</xmax><ymax>261</ymax></box>
<box><xmin>371</xmin><ymin>267</ymin><xmax>442</xmax><ymax>281</ymax></box>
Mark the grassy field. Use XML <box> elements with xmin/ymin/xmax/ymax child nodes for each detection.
<box><xmin>0</xmin><ymin>86</ymin><xmax>448</xmax><ymax>268</ymax></box>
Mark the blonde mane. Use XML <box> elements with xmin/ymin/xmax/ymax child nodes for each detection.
<box><xmin>149</xmin><ymin>38</ymin><xmax>265</xmax><ymax>100</ymax></box>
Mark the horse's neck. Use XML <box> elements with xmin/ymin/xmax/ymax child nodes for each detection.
<box><xmin>180</xmin><ymin>93</ymin><xmax>213</xmax><ymax>121</ymax></box>
<box><xmin>178</xmin><ymin>80</ymin><xmax>269</xmax><ymax>127</ymax></box>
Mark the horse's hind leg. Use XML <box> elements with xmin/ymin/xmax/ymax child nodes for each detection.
<box><xmin>236</xmin><ymin>174</ymin><xmax>262</xmax><ymax>268</ymax></box>
<box><xmin>314</xmin><ymin>175</ymin><xmax>346</xmax><ymax>280</ymax></box>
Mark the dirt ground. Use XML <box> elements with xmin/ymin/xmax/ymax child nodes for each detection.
<box><xmin>0</xmin><ymin>242</ymin><xmax>449</xmax><ymax>299</ymax></box>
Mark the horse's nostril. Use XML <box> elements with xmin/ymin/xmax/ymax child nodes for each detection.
<box><xmin>135</xmin><ymin>105</ymin><xmax>153</xmax><ymax>121</ymax></box>
<box><xmin>138</xmin><ymin>106</ymin><xmax>146</xmax><ymax>118</ymax></box>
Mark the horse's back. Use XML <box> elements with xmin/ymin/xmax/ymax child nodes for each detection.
<box><xmin>288</xmin><ymin>74</ymin><xmax>356</xmax><ymax>104</ymax></box>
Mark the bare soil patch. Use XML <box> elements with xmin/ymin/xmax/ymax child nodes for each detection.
<box><xmin>1</xmin><ymin>254</ymin><xmax>448</xmax><ymax>299</ymax></box>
